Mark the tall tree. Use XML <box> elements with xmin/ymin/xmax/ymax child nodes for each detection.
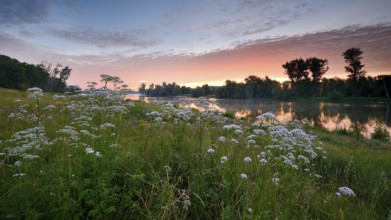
<box><xmin>139</xmin><ymin>83</ymin><xmax>146</xmax><ymax>94</ymax></box>
<box><xmin>201</xmin><ymin>84</ymin><xmax>211</xmax><ymax>96</ymax></box>
<box><xmin>282</xmin><ymin>58</ymin><xmax>309</xmax><ymax>83</ymax></box>
<box><xmin>244</xmin><ymin>75</ymin><xmax>262</xmax><ymax>98</ymax></box>
<box><xmin>307</xmin><ymin>57</ymin><xmax>329</xmax><ymax>82</ymax></box>
<box><xmin>225</xmin><ymin>80</ymin><xmax>237</xmax><ymax>98</ymax></box>
<box><xmin>342</xmin><ymin>48</ymin><xmax>366</xmax><ymax>81</ymax></box>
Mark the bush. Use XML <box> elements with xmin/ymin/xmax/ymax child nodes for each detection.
<box><xmin>327</xmin><ymin>91</ymin><xmax>344</xmax><ymax>101</ymax></box>
<box><xmin>371</xmin><ymin>121</ymin><xmax>390</xmax><ymax>141</ymax></box>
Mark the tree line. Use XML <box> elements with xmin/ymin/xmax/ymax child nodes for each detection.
<box><xmin>0</xmin><ymin>55</ymin><xmax>73</xmax><ymax>92</ymax></box>
<box><xmin>140</xmin><ymin>48</ymin><xmax>390</xmax><ymax>99</ymax></box>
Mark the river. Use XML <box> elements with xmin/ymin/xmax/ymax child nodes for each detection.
<box><xmin>126</xmin><ymin>94</ymin><xmax>391</xmax><ymax>138</ymax></box>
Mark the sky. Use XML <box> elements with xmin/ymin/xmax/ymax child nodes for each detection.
<box><xmin>1</xmin><ymin>0</ymin><xmax>391</xmax><ymax>90</ymax></box>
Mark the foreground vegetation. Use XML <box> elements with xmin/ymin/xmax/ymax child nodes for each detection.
<box><xmin>0</xmin><ymin>88</ymin><xmax>390</xmax><ymax>219</ymax></box>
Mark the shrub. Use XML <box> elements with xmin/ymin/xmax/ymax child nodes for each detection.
<box><xmin>327</xmin><ymin>91</ymin><xmax>344</xmax><ymax>101</ymax></box>
<box><xmin>371</xmin><ymin>121</ymin><xmax>390</xmax><ymax>141</ymax></box>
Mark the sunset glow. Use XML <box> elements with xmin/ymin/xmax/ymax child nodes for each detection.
<box><xmin>1</xmin><ymin>0</ymin><xmax>391</xmax><ymax>90</ymax></box>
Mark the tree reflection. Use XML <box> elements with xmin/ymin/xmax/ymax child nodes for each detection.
<box><xmin>126</xmin><ymin>94</ymin><xmax>391</xmax><ymax>138</ymax></box>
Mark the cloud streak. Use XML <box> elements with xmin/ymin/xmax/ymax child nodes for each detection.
<box><xmin>197</xmin><ymin>0</ymin><xmax>317</xmax><ymax>38</ymax></box>
<box><xmin>105</xmin><ymin>24</ymin><xmax>391</xmax><ymax>87</ymax></box>
<box><xmin>0</xmin><ymin>0</ymin><xmax>50</xmax><ymax>25</ymax></box>
<box><xmin>49</xmin><ymin>28</ymin><xmax>163</xmax><ymax>48</ymax></box>
<box><xmin>1</xmin><ymin>24</ymin><xmax>390</xmax><ymax>89</ymax></box>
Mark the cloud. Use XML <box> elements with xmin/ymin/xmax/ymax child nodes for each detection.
<box><xmin>2</xmin><ymin>24</ymin><xmax>390</xmax><ymax>89</ymax></box>
<box><xmin>197</xmin><ymin>0</ymin><xmax>317</xmax><ymax>38</ymax></box>
<box><xmin>103</xmin><ymin>24</ymin><xmax>391</xmax><ymax>86</ymax></box>
<box><xmin>49</xmin><ymin>28</ymin><xmax>163</xmax><ymax>48</ymax></box>
<box><xmin>0</xmin><ymin>0</ymin><xmax>50</xmax><ymax>25</ymax></box>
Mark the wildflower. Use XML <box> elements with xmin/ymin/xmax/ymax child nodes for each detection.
<box><xmin>14</xmin><ymin>161</ymin><xmax>22</xmax><ymax>167</ymax></box>
<box><xmin>234</xmin><ymin>129</ymin><xmax>243</xmax><ymax>135</ymax></box>
<box><xmin>106</xmin><ymin>105</ymin><xmax>128</xmax><ymax>114</ymax></box>
<box><xmin>247</xmin><ymin>208</ymin><xmax>253</xmax><ymax>213</ymax></box>
<box><xmin>272</xmin><ymin>177</ymin><xmax>280</xmax><ymax>185</ymax></box>
<box><xmin>256</xmin><ymin>115</ymin><xmax>266</xmax><ymax>122</ymax></box>
<box><xmin>27</xmin><ymin>87</ymin><xmax>43</xmax><ymax>99</ymax></box>
<box><xmin>100</xmin><ymin>123</ymin><xmax>115</xmax><ymax>129</ymax></box>
<box><xmin>85</xmin><ymin>148</ymin><xmax>94</xmax><ymax>154</ymax></box>
<box><xmin>220</xmin><ymin>156</ymin><xmax>228</xmax><ymax>164</ymax></box>
<box><xmin>183</xmin><ymin>199</ymin><xmax>191</xmax><ymax>207</ymax></box>
<box><xmin>248</xmin><ymin>139</ymin><xmax>256</xmax><ymax>144</ymax></box>
<box><xmin>95</xmin><ymin>151</ymin><xmax>102</xmax><ymax>158</ymax></box>
<box><xmin>207</xmin><ymin>148</ymin><xmax>215</xmax><ymax>154</ymax></box>
<box><xmin>22</xmin><ymin>154</ymin><xmax>39</xmax><ymax>159</ymax></box>
<box><xmin>297</xmin><ymin>155</ymin><xmax>310</xmax><ymax>164</ymax></box>
<box><xmin>314</xmin><ymin>174</ymin><xmax>322</xmax><ymax>179</ymax></box>
<box><xmin>258</xmin><ymin>151</ymin><xmax>266</xmax><ymax>159</ymax></box>
<box><xmin>149</xmin><ymin>111</ymin><xmax>161</xmax><ymax>116</ymax></box>
<box><xmin>337</xmin><ymin>187</ymin><xmax>355</xmax><ymax>197</ymax></box>
<box><xmin>240</xmin><ymin>173</ymin><xmax>248</xmax><ymax>179</ymax></box>
<box><xmin>244</xmin><ymin>157</ymin><xmax>252</xmax><ymax>162</ymax></box>
<box><xmin>110</xmin><ymin>144</ymin><xmax>120</xmax><ymax>148</ymax></box>
<box><xmin>259</xmin><ymin>158</ymin><xmax>268</xmax><ymax>165</ymax></box>
<box><xmin>219</xmin><ymin>136</ymin><xmax>226</xmax><ymax>142</ymax></box>
<box><xmin>253</xmin><ymin>129</ymin><xmax>266</xmax><ymax>135</ymax></box>
<box><xmin>164</xmin><ymin>166</ymin><xmax>172</xmax><ymax>173</ymax></box>
<box><xmin>247</xmin><ymin>134</ymin><xmax>256</xmax><ymax>139</ymax></box>
<box><xmin>231</xmin><ymin>139</ymin><xmax>238</xmax><ymax>143</ymax></box>
<box><xmin>43</xmin><ymin>105</ymin><xmax>56</xmax><ymax>111</ymax></box>
<box><xmin>53</xmin><ymin>95</ymin><xmax>66</xmax><ymax>100</ymax></box>
<box><xmin>154</xmin><ymin>117</ymin><xmax>163</xmax><ymax>122</ymax></box>
<box><xmin>223</xmin><ymin>124</ymin><xmax>241</xmax><ymax>130</ymax></box>
<box><xmin>13</xmin><ymin>173</ymin><xmax>26</xmax><ymax>177</ymax></box>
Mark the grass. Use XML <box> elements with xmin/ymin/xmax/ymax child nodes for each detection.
<box><xmin>0</xmin><ymin>88</ymin><xmax>390</xmax><ymax>219</ymax></box>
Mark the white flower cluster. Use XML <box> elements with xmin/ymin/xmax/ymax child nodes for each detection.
<box><xmin>4</xmin><ymin>125</ymin><xmax>50</xmax><ymax>158</ymax></box>
<box><xmin>207</xmin><ymin>112</ymin><xmax>326</xmax><ymax>187</ymax></box>
<box><xmin>146</xmin><ymin>103</ymin><xmax>195</xmax><ymax>123</ymax></box>
<box><xmin>27</xmin><ymin>87</ymin><xmax>43</xmax><ymax>99</ymax></box>
<box><xmin>2</xmin><ymin>88</ymin><xmax>134</xmax><ymax>178</ymax></box>
<box><xmin>336</xmin><ymin>186</ymin><xmax>355</xmax><ymax>197</ymax></box>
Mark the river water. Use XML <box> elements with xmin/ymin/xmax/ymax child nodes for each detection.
<box><xmin>127</xmin><ymin>94</ymin><xmax>391</xmax><ymax>138</ymax></box>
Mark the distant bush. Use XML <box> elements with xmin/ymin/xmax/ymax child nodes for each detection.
<box><xmin>327</xmin><ymin>91</ymin><xmax>344</xmax><ymax>101</ymax></box>
<box><xmin>223</xmin><ymin>111</ymin><xmax>235</xmax><ymax>119</ymax></box>
<box><xmin>371</xmin><ymin>121</ymin><xmax>390</xmax><ymax>141</ymax></box>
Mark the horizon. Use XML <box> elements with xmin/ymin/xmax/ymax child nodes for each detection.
<box><xmin>1</xmin><ymin>0</ymin><xmax>391</xmax><ymax>90</ymax></box>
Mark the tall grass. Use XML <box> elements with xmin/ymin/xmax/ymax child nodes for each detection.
<box><xmin>0</xmin><ymin>88</ymin><xmax>390</xmax><ymax>219</ymax></box>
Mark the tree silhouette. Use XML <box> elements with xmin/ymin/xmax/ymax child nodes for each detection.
<box><xmin>307</xmin><ymin>57</ymin><xmax>329</xmax><ymax>82</ymax></box>
<box><xmin>282</xmin><ymin>58</ymin><xmax>309</xmax><ymax>83</ymax></box>
<box><xmin>342</xmin><ymin>48</ymin><xmax>366</xmax><ymax>81</ymax></box>
<box><xmin>139</xmin><ymin>83</ymin><xmax>146</xmax><ymax>94</ymax></box>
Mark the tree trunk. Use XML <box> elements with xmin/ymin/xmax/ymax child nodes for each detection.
<box><xmin>383</xmin><ymin>78</ymin><xmax>390</xmax><ymax>98</ymax></box>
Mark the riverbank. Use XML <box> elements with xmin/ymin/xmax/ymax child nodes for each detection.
<box><xmin>0</xmin><ymin>88</ymin><xmax>390</xmax><ymax>219</ymax></box>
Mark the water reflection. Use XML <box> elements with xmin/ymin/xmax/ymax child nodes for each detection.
<box><xmin>126</xmin><ymin>94</ymin><xmax>391</xmax><ymax>138</ymax></box>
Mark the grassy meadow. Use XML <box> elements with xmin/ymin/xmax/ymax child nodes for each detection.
<box><xmin>0</xmin><ymin>88</ymin><xmax>390</xmax><ymax>219</ymax></box>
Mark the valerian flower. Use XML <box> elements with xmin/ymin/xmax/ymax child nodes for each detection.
<box><xmin>240</xmin><ymin>173</ymin><xmax>248</xmax><ymax>179</ymax></box>
<box><xmin>27</xmin><ymin>87</ymin><xmax>43</xmax><ymax>99</ymax></box>
<box><xmin>85</xmin><ymin>148</ymin><xmax>94</xmax><ymax>154</ymax></box>
<box><xmin>220</xmin><ymin>156</ymin><xmax>228</xmax><ymax>164</ymax></box>
<box><xmin>207</xmin><ymin>148</ymin><xmax>215</xmax><ymax>154</ymax></box>
<box><xmin>244</xmin><ymin>157</ymin><xmax>252</xmax><ymax>162</ymax></box>
<box><xmin>337</xmin><ymin>187</ymin><xmax>355</xmax><ymax>197</ymax></box>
